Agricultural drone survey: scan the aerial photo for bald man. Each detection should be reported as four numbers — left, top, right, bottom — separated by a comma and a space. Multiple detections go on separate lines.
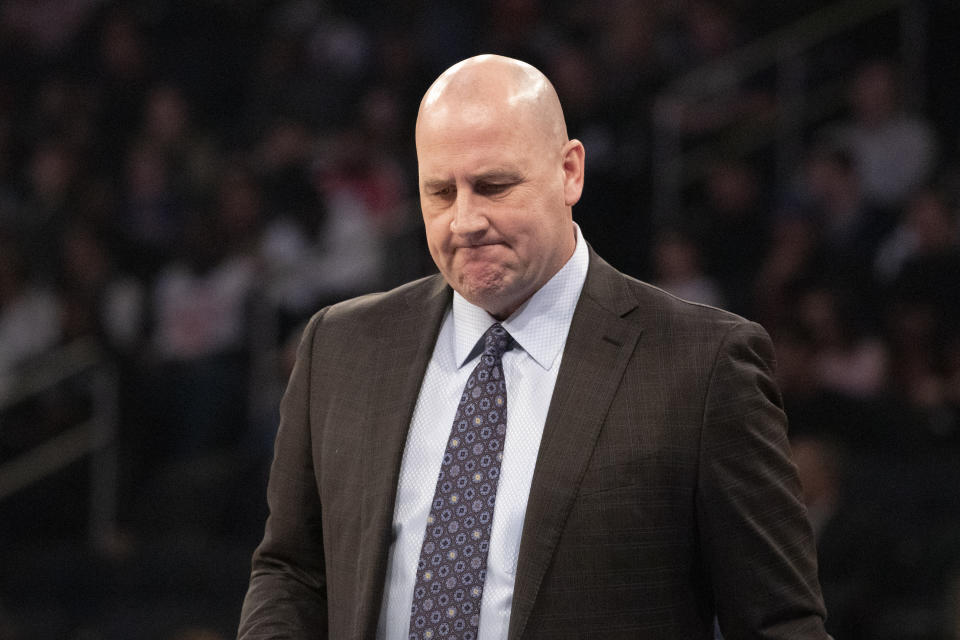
238, 55, 830, 639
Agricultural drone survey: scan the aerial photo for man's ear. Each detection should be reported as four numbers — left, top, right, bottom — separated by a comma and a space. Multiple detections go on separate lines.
561, 139, 585, 206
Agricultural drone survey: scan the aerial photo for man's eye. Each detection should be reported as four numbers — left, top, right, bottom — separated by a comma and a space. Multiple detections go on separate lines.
477, 183, 511, 196
430, 186, 455, 198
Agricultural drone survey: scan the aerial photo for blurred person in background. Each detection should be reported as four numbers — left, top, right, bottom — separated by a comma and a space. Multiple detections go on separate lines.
883, 183, 960, 413
875, 184, 960, 284
0, 234, 61, 392
829, 59, 937, 213
686, 160, 771, 315
56, 222, 144, 352
651, 227, 726, 307
117, 139, 186, 279
753, 213, 822, 334
0, 232, 66, 491
799, 141, 892, 283
657, 0, 775, 136
144, 190, 257, 467
794, 284, 888, 400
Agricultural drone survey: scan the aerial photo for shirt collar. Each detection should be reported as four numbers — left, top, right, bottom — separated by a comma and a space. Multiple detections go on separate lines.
452, 223, 589, 370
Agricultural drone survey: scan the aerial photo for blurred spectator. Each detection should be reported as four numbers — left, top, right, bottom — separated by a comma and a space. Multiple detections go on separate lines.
753, 214, 821, 332
800, 141, 892, 281
260, 123, 408, 319
875, 185, 960, 284
651, 228, 726, 307
254, 121, 325, 316
145, 198, 257, 464
57, 223, 144, 352
216, 164, 266, 259
883, 180, 960, 412
90, 4, 153, 164
241, 2, 370, 140
657, 0, 774, 136
828, 59, 938, 211
770, 323, 818, 401
117, 139, 185, 278
0, 0, 99, 58
17, 136, 84, 281
687, 160, 770, 314
546, 44, 614, 171
593, 0, 667, 101
138, 83, 221, 199
149, 204, 255, 363
795, 284, 888, 399
0, 235, 61, 390
792, 434, 843, 539
545, 41, 652, 277
884, 297, 953, 410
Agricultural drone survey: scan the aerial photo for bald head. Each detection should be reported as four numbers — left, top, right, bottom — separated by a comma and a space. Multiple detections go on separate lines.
417, 54, 569, 153
414, 54, 584, 319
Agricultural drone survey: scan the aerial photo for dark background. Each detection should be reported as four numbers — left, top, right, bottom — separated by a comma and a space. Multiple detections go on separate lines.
1, 1, 960, 638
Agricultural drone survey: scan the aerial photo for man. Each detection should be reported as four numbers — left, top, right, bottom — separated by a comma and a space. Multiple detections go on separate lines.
238, 54, 830, 639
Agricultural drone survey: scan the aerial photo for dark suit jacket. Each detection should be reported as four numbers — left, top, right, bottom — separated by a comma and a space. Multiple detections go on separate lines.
238, 250, 829, 639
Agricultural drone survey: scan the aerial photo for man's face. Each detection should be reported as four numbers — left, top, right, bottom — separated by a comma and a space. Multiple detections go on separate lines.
416, 102, 580, 319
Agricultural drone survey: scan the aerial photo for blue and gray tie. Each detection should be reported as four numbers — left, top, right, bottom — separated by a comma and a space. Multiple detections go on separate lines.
408, 323, 512, 640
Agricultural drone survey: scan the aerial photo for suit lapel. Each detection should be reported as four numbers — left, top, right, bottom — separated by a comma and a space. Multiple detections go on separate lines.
355, 275, 451, 637
508, 253, 643, 640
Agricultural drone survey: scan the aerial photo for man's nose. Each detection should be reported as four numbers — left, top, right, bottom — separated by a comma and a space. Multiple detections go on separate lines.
449, 192, 489, 237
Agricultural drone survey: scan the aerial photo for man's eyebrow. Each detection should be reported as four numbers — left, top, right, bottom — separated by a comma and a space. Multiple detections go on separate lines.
422, 178, 454, 191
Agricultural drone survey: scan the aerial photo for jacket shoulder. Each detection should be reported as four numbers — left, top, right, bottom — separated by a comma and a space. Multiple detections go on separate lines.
599, 263, 759, 337
306, 273, 448, 331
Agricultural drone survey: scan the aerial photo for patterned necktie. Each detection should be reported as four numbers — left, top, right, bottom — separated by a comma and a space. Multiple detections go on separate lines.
408, 323, 512, 640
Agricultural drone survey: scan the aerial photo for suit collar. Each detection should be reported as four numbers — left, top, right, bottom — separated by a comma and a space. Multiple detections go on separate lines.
508, 249, 644, 640
356, 274, 451, 637
402, 271, 451, 312
579, 246, 642, 320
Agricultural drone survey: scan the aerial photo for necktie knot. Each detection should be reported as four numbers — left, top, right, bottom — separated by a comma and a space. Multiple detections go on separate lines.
482, 323, 511, 360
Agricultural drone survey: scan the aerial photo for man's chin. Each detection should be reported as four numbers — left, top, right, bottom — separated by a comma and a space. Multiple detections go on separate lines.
457, 280, 535, 320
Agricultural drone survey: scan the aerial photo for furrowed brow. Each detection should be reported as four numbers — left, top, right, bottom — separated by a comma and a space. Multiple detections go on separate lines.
423, 178, 454, 192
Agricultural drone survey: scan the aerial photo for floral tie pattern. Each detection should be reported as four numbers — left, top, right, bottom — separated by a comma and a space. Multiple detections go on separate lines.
408, 323, 511, 640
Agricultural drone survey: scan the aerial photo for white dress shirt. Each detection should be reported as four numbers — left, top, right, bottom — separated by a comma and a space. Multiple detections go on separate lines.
377, 225, 589, 639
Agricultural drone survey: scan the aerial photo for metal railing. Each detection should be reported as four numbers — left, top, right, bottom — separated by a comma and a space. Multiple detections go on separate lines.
651, 0, 927, 224
0, 338, 119, 546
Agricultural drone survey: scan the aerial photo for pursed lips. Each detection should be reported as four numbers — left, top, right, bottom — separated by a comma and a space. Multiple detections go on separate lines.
455, 241, 507, 255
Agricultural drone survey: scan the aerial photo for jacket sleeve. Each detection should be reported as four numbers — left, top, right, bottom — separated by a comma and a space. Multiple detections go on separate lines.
697, 320, 832, 639
238, 311, 329, 639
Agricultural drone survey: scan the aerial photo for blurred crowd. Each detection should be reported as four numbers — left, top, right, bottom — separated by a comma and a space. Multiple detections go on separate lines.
1, 1, 960, 638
